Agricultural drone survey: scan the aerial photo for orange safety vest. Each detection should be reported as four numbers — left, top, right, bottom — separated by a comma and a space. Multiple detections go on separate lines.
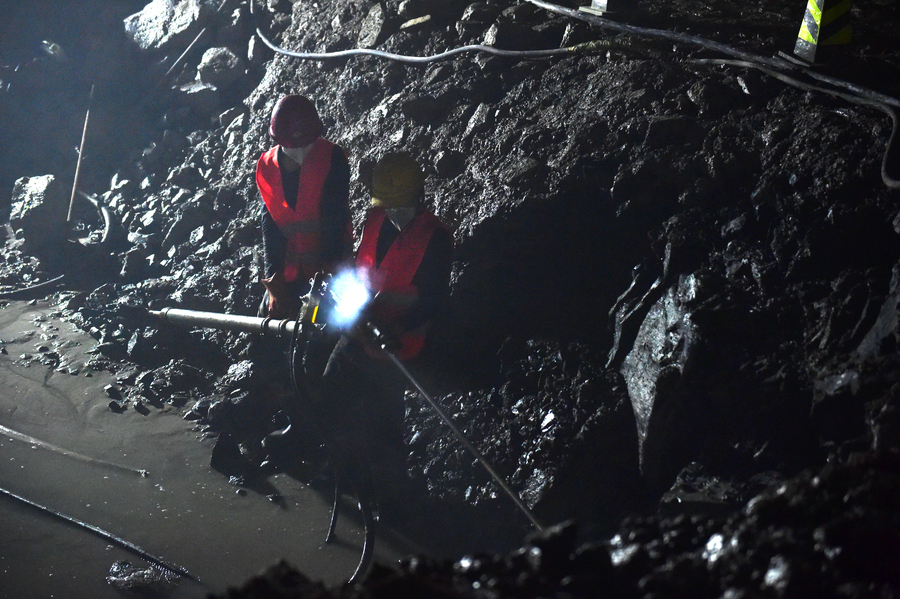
256, 138, 335, 283
356, 207, 447, 360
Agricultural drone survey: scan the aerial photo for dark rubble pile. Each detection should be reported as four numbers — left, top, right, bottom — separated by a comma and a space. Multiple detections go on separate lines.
216, 449, 900, 599
2, 0, 900, 596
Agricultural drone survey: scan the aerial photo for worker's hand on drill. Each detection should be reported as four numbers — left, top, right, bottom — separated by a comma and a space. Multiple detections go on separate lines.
349, 315, 401, 354
371, 325, 401, 353
356, 289, 418, 352
261, 273, 301, 319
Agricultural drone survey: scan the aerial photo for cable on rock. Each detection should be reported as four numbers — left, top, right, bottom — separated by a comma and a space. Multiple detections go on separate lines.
249, 0, 616, 63
0, 275, 65, 299
525, 0, 900, 189
248, 0, 900, 185
692, 59, 900, 189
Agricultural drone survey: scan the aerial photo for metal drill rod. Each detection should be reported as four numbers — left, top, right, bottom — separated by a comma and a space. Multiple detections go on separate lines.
381, 347, 544, 531
150, 307, 299, 337
150, 305, 544, 530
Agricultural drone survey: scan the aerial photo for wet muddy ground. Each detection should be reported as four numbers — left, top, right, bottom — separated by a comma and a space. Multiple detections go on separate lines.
0, 299, 412, 597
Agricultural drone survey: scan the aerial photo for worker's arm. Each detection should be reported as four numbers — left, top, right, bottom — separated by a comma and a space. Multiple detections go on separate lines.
398, 227, 453, 332
260, 200, 285, 280
319, 147, 352, 270
357, 228, 451, 351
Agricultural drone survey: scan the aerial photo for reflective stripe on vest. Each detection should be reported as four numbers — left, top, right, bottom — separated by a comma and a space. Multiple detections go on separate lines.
356, 207, 445, 360
256, 138, 334, 282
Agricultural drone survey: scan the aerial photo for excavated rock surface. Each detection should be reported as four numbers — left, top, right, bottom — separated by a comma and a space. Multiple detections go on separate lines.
2, 0, 900, 596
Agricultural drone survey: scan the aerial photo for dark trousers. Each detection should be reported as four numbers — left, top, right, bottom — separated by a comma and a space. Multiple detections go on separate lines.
308, 335, 410, 493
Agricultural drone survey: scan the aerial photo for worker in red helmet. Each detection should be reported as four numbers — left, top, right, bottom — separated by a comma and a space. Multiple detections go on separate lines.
256, 94, 352, 319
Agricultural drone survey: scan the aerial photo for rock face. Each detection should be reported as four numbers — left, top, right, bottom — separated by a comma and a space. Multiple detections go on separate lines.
9, 175, 68, 258
2, 0, 900, 595
621, 273, 701, 485
856, 263, 900, 363
196, 46, 246, 88
215, 450, 900, 599
123, 0, 210, 54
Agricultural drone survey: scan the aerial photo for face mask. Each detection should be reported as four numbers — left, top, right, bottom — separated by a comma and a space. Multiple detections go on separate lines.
385, 207, 417, 230
281, 145, 311, 165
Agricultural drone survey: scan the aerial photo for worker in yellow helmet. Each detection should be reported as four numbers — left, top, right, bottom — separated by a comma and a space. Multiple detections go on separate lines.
354, 152, 453, 360
299, 152, 453, 493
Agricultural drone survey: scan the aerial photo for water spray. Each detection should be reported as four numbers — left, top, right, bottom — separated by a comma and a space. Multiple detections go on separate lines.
320, 269, 371, 329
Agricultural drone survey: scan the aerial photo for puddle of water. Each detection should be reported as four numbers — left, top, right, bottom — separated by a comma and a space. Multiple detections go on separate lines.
0, 300, 409, 598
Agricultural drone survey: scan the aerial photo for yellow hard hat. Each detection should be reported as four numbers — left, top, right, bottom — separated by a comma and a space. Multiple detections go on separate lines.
371, 152, 425, 208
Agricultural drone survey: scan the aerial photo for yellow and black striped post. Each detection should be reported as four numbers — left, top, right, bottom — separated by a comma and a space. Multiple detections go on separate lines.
794, 0, 852, 63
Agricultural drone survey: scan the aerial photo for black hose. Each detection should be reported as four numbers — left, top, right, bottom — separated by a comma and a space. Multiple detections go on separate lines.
0, 274, 65, 299
803, 67, 900, 110
525, 0, 900, 189
527, 0, 798, 70
286, 305, 375, 584
347, 478, 376, 585
326, 469, 340, 543
0, 485, 199, 583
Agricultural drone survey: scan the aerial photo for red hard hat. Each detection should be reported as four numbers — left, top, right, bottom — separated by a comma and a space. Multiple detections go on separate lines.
268, 95, 323, 148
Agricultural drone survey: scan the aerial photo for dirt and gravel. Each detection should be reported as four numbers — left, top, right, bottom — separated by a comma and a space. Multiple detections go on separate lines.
2, 0, 900, 596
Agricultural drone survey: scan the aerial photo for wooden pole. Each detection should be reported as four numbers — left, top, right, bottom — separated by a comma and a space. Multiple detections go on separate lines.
66, 84, 95, 241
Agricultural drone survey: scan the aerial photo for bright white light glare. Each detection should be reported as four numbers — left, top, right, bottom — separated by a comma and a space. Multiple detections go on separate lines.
327, 269, 371, 329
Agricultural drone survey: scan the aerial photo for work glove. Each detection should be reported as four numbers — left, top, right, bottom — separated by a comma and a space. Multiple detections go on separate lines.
261, 273, 300, 319
370, 323, 402, 353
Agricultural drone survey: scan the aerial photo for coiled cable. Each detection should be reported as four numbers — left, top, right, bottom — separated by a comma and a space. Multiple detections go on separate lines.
285, 301, 375, 584
694, 58, 899, 189
526, 0, 900, 188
